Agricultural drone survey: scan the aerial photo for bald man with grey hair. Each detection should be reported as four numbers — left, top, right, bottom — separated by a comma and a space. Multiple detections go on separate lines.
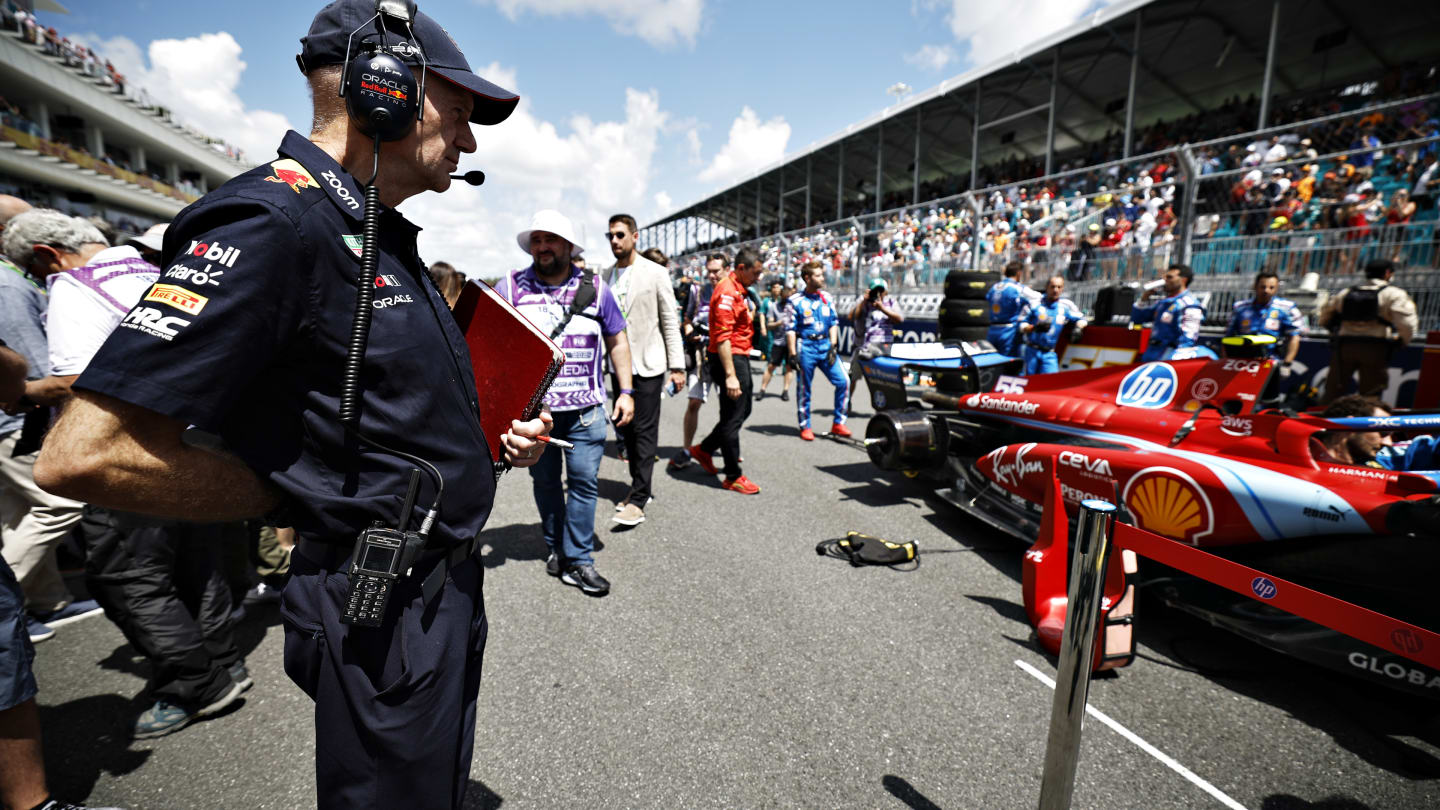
1, 210, 107, 273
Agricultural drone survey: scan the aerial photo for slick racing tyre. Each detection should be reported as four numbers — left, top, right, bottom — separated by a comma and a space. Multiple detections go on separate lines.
943, 270, 998, 300
939, 325, 991, 343
937, 298, 990, 328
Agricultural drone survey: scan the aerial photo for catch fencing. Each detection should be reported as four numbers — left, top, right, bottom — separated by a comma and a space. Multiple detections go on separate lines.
668, 92, 1440, 311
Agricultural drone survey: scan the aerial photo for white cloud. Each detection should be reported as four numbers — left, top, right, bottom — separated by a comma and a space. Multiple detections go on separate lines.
684, 128, 703, 165
402, 65, 672, 277
905, 43, 957, 72
477, 0, 704, 49
696, 107, 790, 187
654, 190, 672, 211
945, 0, 1119, 67
75, 32, 293, 165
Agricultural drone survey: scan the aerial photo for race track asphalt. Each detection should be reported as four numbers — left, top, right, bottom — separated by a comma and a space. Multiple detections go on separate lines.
29, 369, 1440, 809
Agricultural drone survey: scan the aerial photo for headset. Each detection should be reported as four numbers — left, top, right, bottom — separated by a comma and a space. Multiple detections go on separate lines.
340, 0, 426, 143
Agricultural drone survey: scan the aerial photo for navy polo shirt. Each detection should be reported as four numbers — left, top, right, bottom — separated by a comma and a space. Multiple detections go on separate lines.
77, 131, 494, 548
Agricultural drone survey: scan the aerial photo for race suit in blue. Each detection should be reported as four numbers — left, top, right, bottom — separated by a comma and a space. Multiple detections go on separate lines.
787, 289, 848, 429
1131, 289, 1217, 361
985, 277, 1040, 357
1225, 296, 1305, 357
1021, 297, 1088, 375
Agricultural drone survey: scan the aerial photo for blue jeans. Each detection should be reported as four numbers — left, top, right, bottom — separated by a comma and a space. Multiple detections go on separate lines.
1023, 345, 1059, 375
528, 404, 607, 566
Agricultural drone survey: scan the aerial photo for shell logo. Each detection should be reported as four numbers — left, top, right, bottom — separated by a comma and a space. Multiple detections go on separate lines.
1122, 467, 1214, 544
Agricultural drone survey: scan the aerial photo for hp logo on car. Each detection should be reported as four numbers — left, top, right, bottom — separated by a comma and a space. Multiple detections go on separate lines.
1251, 576, 1278, 600
1117, 362, 1178, 409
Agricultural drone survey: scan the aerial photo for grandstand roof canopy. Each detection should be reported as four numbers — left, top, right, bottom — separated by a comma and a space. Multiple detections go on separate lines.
642, 0, 1440, 252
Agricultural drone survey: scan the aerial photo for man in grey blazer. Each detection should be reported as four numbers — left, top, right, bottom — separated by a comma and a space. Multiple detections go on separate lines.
604, 214, 686, 526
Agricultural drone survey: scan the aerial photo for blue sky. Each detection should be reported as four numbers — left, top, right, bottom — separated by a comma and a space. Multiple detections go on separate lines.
42, 0, 1115, 274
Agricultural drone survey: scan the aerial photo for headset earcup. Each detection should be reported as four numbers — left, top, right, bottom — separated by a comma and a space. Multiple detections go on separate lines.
344, 51, 419, 142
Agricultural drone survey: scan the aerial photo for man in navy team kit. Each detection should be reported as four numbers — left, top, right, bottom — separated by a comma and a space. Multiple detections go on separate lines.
33, 2, 550, 807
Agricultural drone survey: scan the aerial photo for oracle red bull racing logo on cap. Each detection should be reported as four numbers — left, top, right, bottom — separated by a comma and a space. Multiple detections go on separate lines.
264, 159, 317, 193
1117, 362, 1178, 409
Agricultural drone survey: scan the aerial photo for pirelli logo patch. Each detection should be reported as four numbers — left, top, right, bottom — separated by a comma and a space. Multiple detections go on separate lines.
144, 283, 209, 315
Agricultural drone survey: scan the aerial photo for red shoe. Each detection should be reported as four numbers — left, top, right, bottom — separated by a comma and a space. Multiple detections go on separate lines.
722, 475, 761, 494
799, 428, 815, 441
830, 422, 852, 438
688, 444, 719, 475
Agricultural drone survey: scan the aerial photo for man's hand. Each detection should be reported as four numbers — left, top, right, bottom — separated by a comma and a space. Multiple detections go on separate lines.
669, 369, 686, 390
826, 348, 837, 367
725, 373, 741, 400
502, 410, 553, 468
612, 393, 634, 427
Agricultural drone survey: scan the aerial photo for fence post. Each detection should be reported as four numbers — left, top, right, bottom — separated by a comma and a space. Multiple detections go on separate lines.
1173, 145, 1201, 267
1037, 499, 1117, 810
966, 192, 983, 271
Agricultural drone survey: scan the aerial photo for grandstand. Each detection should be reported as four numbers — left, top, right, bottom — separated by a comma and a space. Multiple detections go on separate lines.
0, 0, 251, 237
641, 0, 1440, 325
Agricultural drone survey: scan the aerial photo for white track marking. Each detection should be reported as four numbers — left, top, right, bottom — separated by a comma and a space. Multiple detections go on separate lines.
1014, 659, 1249, 810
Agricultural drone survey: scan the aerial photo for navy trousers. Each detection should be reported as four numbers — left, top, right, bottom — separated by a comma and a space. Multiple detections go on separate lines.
282, 540, 487, 810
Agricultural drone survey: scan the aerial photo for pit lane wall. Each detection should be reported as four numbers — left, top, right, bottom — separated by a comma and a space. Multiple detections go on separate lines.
839, 318, 1432, 409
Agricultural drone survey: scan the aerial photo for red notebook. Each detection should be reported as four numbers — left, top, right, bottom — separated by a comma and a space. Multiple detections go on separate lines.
450, 279, 565, 470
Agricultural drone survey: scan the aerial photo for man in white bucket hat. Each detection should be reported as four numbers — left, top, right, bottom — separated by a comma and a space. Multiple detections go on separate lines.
497, 209, 633, 596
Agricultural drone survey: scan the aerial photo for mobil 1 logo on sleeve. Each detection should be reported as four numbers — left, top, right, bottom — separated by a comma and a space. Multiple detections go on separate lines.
184, 240, 242, 268
1117, 362, 1178, 409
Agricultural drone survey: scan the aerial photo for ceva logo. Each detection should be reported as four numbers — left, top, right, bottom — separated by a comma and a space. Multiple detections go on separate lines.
1117, 362, 1178, 409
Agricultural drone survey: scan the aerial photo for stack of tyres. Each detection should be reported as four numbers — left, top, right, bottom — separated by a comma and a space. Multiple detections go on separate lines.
936, 269, 997, 395
939, 270, 996, 343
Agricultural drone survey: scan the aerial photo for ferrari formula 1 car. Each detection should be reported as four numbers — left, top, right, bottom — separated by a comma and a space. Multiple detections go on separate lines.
857, 344, 1440, 699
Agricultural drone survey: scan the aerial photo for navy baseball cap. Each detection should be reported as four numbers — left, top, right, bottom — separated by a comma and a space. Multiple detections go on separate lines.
298, 0, 519, 126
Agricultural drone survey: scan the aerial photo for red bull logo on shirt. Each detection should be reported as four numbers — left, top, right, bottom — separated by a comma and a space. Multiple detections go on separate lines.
264, 158, 317, 194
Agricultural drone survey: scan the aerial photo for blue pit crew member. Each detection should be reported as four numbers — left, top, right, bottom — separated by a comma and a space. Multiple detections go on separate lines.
1225, 269, 1304, 372
786, 260, 850, 441
31, 4, 552, 808
1018, 275, 1087, 375
1130, 263, 1218, 362
985, 260, 1040, 356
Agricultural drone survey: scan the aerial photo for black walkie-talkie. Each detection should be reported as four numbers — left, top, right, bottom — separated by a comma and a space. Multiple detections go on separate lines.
342, 469, 426, 627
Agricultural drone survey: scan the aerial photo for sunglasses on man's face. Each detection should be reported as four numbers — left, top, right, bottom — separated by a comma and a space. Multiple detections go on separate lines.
606, 232, 629, 240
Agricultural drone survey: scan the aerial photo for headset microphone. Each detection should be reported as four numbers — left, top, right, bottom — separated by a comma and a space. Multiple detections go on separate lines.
449, 171, 485, 186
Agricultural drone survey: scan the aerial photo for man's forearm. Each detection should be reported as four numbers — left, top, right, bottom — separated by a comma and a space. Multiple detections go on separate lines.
24, 375, 77, 406
0, 346, 25, 403
717, 340, 736, 377
608, 336, 634, 390
35, 391, 281, 520
1283, 335, 1300, 364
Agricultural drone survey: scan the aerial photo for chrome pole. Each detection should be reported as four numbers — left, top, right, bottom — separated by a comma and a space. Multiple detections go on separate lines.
1038, 499, 1117, 810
